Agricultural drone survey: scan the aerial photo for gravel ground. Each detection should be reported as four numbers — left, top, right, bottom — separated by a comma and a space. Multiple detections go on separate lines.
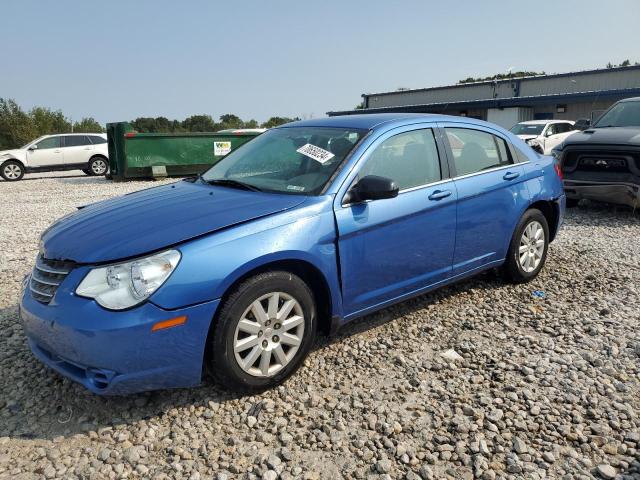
0, 172, 639, 480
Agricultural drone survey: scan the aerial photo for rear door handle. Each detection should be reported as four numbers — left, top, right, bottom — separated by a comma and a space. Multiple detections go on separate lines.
428, 189, 452, 201
503, 171, 520, 180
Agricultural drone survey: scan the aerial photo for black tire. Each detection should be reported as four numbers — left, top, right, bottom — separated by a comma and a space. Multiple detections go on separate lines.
501, 208, 550, 284
87, 156, 108, 176
207, 271, 317, 392
565, 198, 579, 208
0, 160, 25, 181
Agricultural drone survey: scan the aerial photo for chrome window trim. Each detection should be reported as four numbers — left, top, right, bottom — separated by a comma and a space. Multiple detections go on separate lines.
451, 162, 517, 181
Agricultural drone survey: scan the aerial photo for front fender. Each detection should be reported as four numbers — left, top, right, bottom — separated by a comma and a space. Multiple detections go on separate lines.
150, 200, 341, 318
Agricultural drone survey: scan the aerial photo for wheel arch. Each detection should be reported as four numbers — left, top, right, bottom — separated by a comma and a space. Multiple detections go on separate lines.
1, 157, 25, 168
88, 153, 108, 162
528, 200, 560, 242
214, 258, 334, 336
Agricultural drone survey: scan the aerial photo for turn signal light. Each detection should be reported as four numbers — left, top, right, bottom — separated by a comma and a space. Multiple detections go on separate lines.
151, 316, 187, 332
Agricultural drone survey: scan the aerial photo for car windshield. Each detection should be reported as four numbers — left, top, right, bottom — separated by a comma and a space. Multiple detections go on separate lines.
594, 101, 640, 128
201, 126, 367, 195
509, 124, 544, 135
21, 136, 45, 149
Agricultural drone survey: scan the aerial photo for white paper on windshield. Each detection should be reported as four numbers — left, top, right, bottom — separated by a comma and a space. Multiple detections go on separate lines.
296, 143, 335, 164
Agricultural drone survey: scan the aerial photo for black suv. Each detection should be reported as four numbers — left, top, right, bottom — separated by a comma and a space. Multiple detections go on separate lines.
553, 97, 640, 208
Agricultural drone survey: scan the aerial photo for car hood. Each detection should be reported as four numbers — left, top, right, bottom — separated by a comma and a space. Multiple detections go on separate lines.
563, 127, 640, 147
41, 180, 307, 263
0, 149, 23, 157
516, 134, 538, 141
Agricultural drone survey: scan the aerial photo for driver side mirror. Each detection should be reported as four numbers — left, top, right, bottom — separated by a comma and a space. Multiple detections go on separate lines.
28, 145, 38, 151
545, 129, 555, 137
343, 175, 399, 205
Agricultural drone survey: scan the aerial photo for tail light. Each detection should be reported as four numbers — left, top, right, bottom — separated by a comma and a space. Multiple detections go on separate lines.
553, 161, 563, 180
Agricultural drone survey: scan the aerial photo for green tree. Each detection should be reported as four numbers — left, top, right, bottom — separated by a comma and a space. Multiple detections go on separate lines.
243, 119, 259, 128
260, 116, 298, 129
30, 107, 71, 136
73, 117, 104, 133
218, 114, 244, 130
0, 98, 37, 149
181, 114, 216, 132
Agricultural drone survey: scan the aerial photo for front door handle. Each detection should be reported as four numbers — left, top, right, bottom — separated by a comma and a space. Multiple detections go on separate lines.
53, 149, 61, 153
428, 189, 452, 201
503, 171, 520, 180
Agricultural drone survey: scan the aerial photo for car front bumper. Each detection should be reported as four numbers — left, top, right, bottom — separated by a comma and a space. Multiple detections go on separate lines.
20, 279, 219, 395
564, 180, 640, 208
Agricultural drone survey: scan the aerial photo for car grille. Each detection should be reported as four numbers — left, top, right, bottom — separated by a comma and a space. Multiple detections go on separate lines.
30, 256, 75, 304
563, 150, 639, 173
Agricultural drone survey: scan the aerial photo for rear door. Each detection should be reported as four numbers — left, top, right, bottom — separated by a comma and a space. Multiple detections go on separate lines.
26, 136, 63, 168
334, 125, 457, 317
440, 123, 529, 276
62, 135, 93, 166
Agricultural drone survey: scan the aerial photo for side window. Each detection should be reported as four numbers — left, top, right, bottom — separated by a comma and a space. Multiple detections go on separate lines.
64, 135, 91, 147
35, 136, 61, 149
445, 128, 513, 176
89, 135, 107, 144
358, 129, 441, 190
546, 124, 558, 136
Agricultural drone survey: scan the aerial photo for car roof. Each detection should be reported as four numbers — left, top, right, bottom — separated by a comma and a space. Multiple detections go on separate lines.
280, 113, 497, 131
619, 96, 640, 103
42, 132, 106, 137
517, 120, 571, 125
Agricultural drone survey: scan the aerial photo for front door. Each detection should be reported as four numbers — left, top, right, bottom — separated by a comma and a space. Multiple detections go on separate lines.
335, 126, 457, 317
440, 124, 529, 275
27, 136, 63, 168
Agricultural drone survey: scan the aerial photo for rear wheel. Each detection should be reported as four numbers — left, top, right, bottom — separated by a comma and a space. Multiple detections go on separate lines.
87, 157, 108, 176
0, 161, 25, 181
502, 209, 549, 283
208, 271, 317, 392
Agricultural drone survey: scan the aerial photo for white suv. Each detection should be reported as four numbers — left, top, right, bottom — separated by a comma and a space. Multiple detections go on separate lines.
0, 133, 109, 181
509, 120, 577, 155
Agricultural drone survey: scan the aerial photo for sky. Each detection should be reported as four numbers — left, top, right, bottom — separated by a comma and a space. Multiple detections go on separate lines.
2, 0, 640, 125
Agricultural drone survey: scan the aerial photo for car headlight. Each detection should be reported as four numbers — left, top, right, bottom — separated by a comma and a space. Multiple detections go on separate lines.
76, 249, 181, 310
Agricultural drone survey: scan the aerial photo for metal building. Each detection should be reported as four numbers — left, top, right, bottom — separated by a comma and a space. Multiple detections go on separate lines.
328, 65, 640, 129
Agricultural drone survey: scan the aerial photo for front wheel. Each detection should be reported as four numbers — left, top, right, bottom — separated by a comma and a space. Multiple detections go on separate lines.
207, 271, 317, 392
502, 209, 549, 283
1, 161, 25, 181
87, 157, 108, 176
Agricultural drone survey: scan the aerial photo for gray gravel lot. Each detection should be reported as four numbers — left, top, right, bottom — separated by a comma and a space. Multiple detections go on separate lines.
0, 172, 639, 479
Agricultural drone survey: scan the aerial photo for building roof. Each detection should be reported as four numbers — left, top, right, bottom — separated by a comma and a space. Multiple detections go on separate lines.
328, 88, 640, 117
360, 65, 640, 99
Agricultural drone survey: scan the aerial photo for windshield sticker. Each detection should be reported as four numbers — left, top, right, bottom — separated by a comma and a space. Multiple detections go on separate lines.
287, 185, 305, 192
214, 141, 232, 156
296, 143, 335, 164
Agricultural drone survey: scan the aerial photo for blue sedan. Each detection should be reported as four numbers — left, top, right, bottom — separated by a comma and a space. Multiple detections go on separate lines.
20, 114, 565, 394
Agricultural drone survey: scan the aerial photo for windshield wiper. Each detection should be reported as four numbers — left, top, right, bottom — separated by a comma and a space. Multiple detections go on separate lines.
205, 178, 263, 192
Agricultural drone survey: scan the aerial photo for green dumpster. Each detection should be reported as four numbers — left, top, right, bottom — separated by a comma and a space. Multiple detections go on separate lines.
106, 122, 262, 181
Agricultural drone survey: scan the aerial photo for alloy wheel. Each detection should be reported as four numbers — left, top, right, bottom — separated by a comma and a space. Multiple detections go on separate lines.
518, 220, 545, 273
233, 291, 305, 377
91, 159, 107, 175
3, 164, 21, 180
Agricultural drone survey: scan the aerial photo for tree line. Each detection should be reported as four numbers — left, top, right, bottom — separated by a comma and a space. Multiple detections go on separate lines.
0, 98, 299, 150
